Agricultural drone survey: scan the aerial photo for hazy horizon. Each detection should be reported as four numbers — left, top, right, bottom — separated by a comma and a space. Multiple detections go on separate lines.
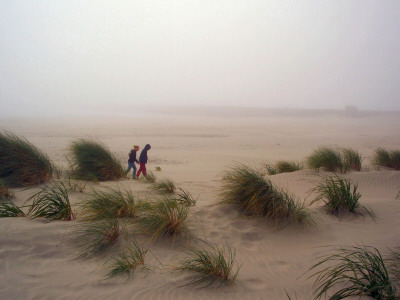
1, 1, 400, 117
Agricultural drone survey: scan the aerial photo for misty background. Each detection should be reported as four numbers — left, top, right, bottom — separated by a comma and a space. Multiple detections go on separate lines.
1, 1, 399, 117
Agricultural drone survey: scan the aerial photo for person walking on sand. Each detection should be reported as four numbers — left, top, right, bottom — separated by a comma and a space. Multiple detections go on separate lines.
126, 145, 139, 179
136, 144, 151, 179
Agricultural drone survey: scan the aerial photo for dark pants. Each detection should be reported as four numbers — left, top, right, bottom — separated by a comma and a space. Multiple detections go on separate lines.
136, 163, 147, 178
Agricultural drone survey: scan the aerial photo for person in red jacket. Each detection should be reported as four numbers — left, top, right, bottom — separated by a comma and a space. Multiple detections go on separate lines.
126, 145, 139, 179
136, 144, 151, 178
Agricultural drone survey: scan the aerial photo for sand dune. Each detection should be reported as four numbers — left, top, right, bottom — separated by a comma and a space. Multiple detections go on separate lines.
1, 112, 400, 299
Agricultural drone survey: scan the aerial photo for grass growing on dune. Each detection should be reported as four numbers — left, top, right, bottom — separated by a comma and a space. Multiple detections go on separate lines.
106, 240, 149, 279
373, 148, 400, 170
308, 245, 396, 300
177, 243, 239, 287
79, 187, 147, 220
310, 175, 374, 218
0, 131, 54, 186
342, 148, 362, 172
139, 171, 156, 183
69, 139, 124, 181
307, 146, 343, 172
174, 188, 196, 206
136, 197, 190, 241
0, 200, 26, 217
74, 218, 123, 257
27, 181, 75, 221
266, 161, 303, 175
150, 179, 176, 194
219, 164, 315, 227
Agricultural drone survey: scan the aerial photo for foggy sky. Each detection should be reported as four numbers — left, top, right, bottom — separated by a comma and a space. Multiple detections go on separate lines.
1, 1, 399, 116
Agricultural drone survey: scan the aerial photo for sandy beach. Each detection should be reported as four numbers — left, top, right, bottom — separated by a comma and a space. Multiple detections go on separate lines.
1, 110, 400, 299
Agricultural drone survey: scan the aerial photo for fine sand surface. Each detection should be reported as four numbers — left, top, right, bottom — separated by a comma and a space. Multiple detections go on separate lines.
1, 110, 400, 299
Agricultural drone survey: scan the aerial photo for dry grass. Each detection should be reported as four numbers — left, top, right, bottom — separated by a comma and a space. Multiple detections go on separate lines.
150, 179, 176, 194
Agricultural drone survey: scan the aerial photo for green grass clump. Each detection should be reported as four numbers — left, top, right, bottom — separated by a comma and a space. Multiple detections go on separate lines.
308, 245, 396, 300
265, 161, 303, 175
136, 197, 190, 241
310, 175, 373, 218
74, 218, 123, 257
219, 164, 314, 227
0, 179, 14, 199
150, 179, 176, 194
0, 200, 26, 217
177, 243, 239, 287
0, 131, 54, 186
27, 181, 75, 221
173, 188, 196, 206
139, 171, 156, 183
155, 166, 161, 171
276, 160, 303, 173
342, 148, 362, 172
106, 240, 149, 278
373, 148, 400, 170
307, 147, 343, 172
79, 187, 146, 220
69, 139, 124, 181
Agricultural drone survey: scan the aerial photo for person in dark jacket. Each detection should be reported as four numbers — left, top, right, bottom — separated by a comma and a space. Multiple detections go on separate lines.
136, 144, 151, 178
126, 145, 139, 179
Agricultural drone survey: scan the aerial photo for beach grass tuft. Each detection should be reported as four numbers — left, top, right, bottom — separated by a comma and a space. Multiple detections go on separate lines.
308, 245, 396, 300
0, 200, 26, 217
106, 240, 149, 278
310, 175, 374, 218
79, 187, 147, 220
266, 161, 303, 175
73, 217, 123, 257
373, 148, 400, 170
136, 197, 190, 241
342, 148, 362, 172
0, 131, 54, 186
27, 181, 75, 221
69, 139, 124, 181
174, 188, 196, 206
177, 243, 239, 287
150, 179, 176, 194
139, 171, 156, 183
219, 164, 315, 227
307, 146, 343, 172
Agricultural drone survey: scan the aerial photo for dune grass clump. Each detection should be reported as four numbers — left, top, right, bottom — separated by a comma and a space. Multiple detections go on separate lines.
173, 188, 196, 206
69, 139, 124, 181
310, 175, 373, 218
219, 164, 314, 226
27, 181, 75, 221
139, 171, 156, 183
0, 179, 14, 199
373, 148, 400, 170
106, 240, 149, 278
150, 179, 176, 194
308, 245, 396, 300
307, 147, 343, 172
0, 200, 26, 217
0, 132, 54, 186
136, 197, 190, 241
342, 148, 362, 172
79, 187, 146, 220
74, 218, 123, 257
266, 161, 303, 175
177, 243, 239, 287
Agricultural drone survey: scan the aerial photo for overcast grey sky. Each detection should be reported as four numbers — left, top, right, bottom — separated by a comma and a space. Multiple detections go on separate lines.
1, 1, 399, 116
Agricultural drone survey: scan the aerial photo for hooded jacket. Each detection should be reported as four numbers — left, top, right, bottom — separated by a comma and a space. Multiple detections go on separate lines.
139, 144, 151, 164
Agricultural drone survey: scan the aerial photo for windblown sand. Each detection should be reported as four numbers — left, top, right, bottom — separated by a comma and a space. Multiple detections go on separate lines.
1, 111, 400, 299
